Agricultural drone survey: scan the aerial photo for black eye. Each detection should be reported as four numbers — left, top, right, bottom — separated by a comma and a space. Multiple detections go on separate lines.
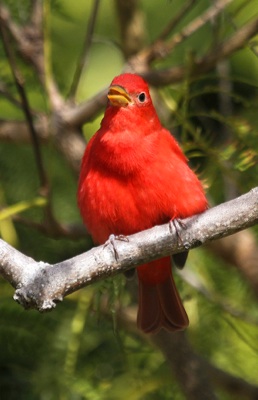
138, 92, 146, 102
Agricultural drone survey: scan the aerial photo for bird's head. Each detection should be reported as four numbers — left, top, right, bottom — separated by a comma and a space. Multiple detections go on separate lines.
107, 73, 152, 110
97, 73, 162, 172
100, 73, 161, 145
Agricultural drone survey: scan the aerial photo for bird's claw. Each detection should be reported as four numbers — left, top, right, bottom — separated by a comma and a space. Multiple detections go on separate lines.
169, 218, 186, 246
104, 234, 129, 261
169, 218, 189, 269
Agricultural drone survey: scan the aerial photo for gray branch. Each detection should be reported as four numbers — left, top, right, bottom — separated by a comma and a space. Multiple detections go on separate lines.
0, 187, 258, 312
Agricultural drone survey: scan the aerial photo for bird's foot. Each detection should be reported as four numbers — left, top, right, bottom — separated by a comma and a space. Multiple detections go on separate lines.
104, 234, 129, 261
169, 218, 187, 245
169, 219, 189, 270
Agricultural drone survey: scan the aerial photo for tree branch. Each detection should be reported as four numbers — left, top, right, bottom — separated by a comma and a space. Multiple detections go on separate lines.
0, 3, 44, 80
146, 0, 234, 64
0, 118, 50, 143
153, 327, 258, 399
119, 305, 258, 399
156, 0, 197, 42
115, 0, 146, 58
0, 187, 257, 312
143, 16, 258, 86
153, 331, 218, 400
64, 16, 258, 126
1, 3, 258, 148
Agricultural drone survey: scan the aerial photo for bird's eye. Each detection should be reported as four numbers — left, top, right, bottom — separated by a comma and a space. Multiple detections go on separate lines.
138, 92, 146, 103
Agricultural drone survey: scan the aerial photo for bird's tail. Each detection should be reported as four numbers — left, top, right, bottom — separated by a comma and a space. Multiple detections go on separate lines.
137, 258, 189, 334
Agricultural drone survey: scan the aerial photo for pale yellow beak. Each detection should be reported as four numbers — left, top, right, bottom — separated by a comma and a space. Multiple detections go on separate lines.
107, 85, 132, 107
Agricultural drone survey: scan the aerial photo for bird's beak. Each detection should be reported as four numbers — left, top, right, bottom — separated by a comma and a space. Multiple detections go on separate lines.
107, 85, 132, 107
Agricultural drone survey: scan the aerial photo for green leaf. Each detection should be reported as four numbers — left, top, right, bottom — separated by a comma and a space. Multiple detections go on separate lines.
0, 197, 47, 221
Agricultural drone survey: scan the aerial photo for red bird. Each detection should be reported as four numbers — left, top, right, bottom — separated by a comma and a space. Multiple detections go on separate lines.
78, 73, 207, 334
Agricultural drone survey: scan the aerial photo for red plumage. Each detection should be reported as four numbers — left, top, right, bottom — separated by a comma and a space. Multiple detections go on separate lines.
78, 73, 207, 333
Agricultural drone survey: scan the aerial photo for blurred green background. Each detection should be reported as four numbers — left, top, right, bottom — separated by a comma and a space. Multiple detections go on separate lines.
0, 0, 258, 399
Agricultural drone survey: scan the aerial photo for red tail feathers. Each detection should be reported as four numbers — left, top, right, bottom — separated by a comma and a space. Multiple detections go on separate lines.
137, 257, 189, 334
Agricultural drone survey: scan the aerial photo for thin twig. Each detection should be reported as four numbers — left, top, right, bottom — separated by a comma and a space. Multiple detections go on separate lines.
156, 0, 197, 42
65, 15, 258, 127
43, 0, 64, 110
0, 21, 48, 195
69, 0, 101, 99
13, 215, 88, 240
136, 0, 234, 64
0, 81, 24, 109
143, 17, 258, 86
165, 0, 234, 53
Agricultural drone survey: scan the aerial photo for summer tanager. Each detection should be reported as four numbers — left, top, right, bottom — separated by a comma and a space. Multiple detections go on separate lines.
78, 73, 207, 334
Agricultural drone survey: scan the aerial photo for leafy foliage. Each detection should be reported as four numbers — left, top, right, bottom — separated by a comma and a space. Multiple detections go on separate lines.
0, 0, 258, 399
